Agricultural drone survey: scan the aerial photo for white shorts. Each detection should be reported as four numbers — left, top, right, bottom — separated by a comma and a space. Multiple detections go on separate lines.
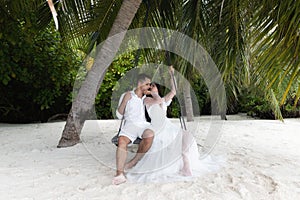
118, 121, 150, 143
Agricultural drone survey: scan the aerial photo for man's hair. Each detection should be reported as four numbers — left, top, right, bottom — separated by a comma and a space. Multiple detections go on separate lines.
137, 73, 151, 85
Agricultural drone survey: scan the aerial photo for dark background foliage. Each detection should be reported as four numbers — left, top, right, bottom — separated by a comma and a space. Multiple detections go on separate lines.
0, 9, 81, 122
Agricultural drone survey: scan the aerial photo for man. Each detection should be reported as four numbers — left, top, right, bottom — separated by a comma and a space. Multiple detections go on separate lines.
112, 73, 154, 185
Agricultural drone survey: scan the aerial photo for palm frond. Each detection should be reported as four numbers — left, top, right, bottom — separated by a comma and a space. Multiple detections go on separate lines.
250, 0, 300, 105
55, 0, 122, 53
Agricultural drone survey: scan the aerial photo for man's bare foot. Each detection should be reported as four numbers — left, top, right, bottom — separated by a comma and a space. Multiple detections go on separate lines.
112, 173, 127, 185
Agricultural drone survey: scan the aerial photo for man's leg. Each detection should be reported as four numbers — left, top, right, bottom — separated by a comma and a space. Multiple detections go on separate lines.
116, 136, 131, 175
113, 136, 131, 185
125, 129, 154, 169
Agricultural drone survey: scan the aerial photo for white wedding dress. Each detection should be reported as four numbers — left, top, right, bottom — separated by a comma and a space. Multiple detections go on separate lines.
126, 100, 223, 183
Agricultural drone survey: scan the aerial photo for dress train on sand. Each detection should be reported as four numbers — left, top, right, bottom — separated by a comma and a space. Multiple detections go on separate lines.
126, 103, 223, 183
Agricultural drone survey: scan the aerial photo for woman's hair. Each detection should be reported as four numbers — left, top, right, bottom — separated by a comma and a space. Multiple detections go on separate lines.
150, 82, 163, 97
145, 82, 169, 122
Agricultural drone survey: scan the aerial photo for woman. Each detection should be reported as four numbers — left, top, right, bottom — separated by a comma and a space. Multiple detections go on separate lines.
125, 66, 220, 183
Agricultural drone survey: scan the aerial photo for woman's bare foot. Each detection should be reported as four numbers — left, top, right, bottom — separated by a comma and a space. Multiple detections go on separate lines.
181, 154, 192, 176
124, 160, 137, 171
180, 166, 192, 176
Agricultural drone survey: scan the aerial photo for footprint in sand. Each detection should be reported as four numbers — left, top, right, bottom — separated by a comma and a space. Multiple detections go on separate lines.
59, 167, 80, 176
255, 172, 278, 194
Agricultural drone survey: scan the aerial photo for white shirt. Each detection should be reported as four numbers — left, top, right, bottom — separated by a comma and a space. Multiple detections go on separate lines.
116, 90, 147, 124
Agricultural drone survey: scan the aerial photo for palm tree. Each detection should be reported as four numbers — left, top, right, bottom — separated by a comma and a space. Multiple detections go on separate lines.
54, 0, 143, 147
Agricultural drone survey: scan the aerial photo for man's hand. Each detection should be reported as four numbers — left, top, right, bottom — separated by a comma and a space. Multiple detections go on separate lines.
145, 90, 151, 95
118, 92, 132, 116
123, 91, 132, 103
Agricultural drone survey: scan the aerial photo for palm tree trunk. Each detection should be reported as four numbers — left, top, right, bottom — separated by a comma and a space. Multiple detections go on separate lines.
57, 0, 143, 148
183, 83, 194, 122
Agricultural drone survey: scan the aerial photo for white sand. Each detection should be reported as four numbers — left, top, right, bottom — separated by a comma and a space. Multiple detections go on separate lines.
0, 115, 299, 199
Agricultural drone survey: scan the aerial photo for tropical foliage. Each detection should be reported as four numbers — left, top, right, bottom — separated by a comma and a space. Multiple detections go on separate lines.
0, 1, 81, 122
51, 0, 299, 119
1, 0, 299, 123
95, 49, 142, 119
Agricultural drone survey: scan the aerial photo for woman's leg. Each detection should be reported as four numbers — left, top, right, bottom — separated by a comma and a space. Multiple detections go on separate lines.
181, 130, 193, 176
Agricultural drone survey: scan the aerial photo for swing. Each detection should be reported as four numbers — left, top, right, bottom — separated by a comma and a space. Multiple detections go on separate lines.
111, 0, 199, 146
111, 65, 183, 146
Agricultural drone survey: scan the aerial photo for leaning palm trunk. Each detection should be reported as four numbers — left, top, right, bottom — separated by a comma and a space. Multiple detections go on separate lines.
183, 83, 194, 122
57, 0, 143, 148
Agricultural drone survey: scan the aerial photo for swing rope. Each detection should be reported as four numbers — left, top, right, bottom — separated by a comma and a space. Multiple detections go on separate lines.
133, 0, 150, 67
162, 30, 187, 131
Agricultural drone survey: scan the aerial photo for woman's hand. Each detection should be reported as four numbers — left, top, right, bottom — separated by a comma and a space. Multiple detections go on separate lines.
169, 65, 174, 75
166, 65, 176, 100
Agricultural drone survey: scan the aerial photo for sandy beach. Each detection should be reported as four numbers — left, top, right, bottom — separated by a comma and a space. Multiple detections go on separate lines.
0, 114, 299, 200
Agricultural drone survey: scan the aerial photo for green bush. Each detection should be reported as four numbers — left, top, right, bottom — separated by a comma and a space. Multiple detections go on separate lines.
238, 90, 274, 118
0, 23, 81, 123
95, 51, 139, 119
237, 88, 300, 119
